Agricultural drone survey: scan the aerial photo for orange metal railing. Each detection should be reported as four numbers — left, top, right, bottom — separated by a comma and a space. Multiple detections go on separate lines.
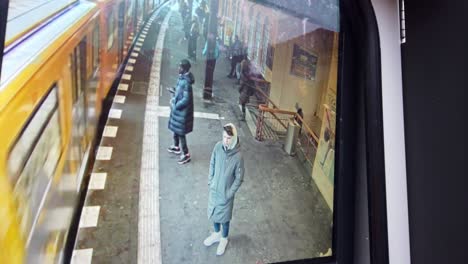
247, 81, 320, 166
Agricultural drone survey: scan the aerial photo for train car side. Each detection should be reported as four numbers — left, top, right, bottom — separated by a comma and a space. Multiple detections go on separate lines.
0, 2, 100, 263
0, 0, 161, 262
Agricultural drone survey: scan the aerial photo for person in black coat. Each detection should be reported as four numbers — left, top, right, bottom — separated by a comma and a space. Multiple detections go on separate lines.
238, 58, 255, 120
167, 59, 195, 164
227, 35, 242, 78
188, 18, 200, 61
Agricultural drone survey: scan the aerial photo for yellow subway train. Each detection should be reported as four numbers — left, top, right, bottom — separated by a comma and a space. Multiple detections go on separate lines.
0, 0, 162, 262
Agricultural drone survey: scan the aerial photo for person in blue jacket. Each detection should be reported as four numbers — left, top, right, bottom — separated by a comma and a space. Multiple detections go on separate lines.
167, 59, 195, 164
204, 123, 245, 255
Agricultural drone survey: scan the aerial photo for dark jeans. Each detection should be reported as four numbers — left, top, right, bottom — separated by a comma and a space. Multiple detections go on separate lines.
229, 55, 241, 76
188, 36, 198, 60
214, 221, 230, 238
173, 133, 188, 154
204, 59, 217, 88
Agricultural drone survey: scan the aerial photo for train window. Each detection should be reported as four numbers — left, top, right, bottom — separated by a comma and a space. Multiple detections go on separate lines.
7, 86, 61, 243
71, 38, 87, 103
247, 7, 254, 59
70, 53, 77, 103
107, 10, 115, 50
254, 14, 262, 64
261, 18, 270, 73
92, 25, 100, 74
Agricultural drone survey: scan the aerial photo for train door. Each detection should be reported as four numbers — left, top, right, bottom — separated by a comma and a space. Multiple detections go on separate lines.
118, 2, 125, 64
70, 38, 88, 172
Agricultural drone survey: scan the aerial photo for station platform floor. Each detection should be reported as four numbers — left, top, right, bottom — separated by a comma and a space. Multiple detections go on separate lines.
71, 2, 332, 264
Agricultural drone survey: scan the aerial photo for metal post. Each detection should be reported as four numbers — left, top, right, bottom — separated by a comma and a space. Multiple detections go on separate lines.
0, 0, 9, 80
203, 0, 219, 100
255, 110, 265, 141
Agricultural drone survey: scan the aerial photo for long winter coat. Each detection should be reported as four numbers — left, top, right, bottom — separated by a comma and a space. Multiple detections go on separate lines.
239, 60, 255, 105
208, 141, 245, 223
168, 72, 194, 135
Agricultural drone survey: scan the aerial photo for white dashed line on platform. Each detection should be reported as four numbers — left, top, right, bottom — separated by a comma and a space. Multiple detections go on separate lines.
131, 52, 139, 57
114, 95, 126, 104
122, 73, 132, 80
71, 249, 93, 264
126, 65, 134, 72
136, 42, 143, 47
103, 126, 118, 137
96, 146, 113, 160
109, 109, 122, 119
118, 83, 129, 91
129, 58, 137, 64
79, 206, 100, 228
134, 47, 141, 52
89, 173, 107, 190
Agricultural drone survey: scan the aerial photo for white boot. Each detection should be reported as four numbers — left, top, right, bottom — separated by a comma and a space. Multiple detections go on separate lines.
216, 237, 229, 256
203, 232, 221, 246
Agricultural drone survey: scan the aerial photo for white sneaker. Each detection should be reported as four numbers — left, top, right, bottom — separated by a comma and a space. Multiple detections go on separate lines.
203, 232, 221, 246
216, 237, 229, 256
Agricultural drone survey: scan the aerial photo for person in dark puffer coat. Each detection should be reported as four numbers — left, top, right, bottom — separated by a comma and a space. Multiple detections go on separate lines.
167, 59, 195, 164
238, 58, 255, 121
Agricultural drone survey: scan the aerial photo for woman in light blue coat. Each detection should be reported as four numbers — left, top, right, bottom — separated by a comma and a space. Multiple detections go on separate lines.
203, 123, 244, 256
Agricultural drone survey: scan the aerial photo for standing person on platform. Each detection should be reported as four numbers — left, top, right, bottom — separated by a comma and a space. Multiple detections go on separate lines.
235, 42, 247, 84
202, 34, 220, 91
204, 123, 245, 256
179, 0, 188, 30
195, 0, 207, 25
294, 102, 304, 135
202, 10, 210, 40
180, 0, 191, 40
227, 35, 242, 78
167, 59, 194, 164
188, 17, 200, 62
183, 16, 191, 40
238, 58, 255, 121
